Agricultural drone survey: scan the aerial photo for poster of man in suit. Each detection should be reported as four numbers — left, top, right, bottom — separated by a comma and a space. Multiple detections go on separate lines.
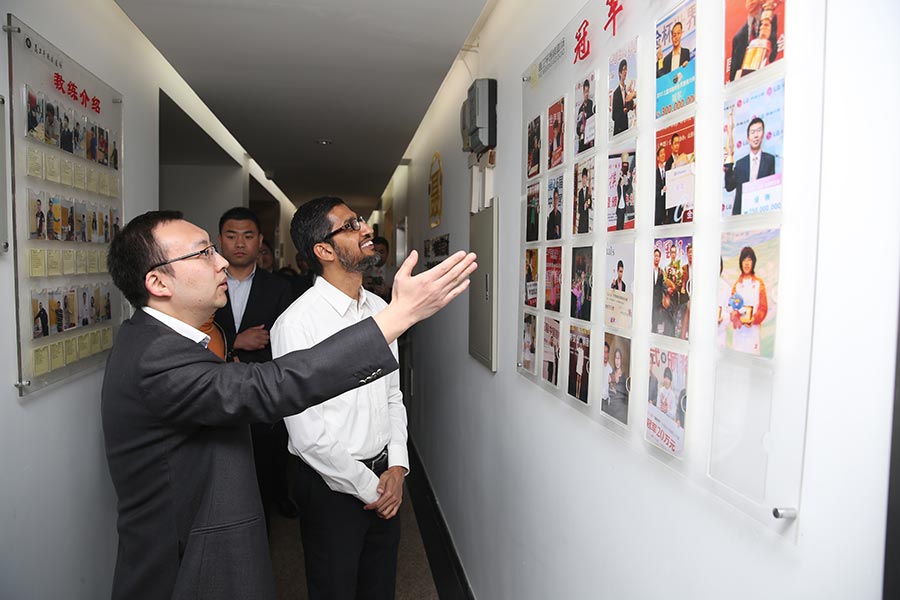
525, 182, 540, 242
607, 150, 635, 231
724, 0, 785, 83
574, 72, 596, 155
655, 118, 695, 225
526, 115, 541, 179
608, 37, 637, 139
547, 97, 565, 170
542, 317, 561, 387
655, 0, 697, 118
723, 78, 785, 217
605, 241, 634, 331
567, 325, 591, 404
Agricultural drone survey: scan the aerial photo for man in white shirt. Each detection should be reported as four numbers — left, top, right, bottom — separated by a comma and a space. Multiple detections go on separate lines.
272, 197, 408, 600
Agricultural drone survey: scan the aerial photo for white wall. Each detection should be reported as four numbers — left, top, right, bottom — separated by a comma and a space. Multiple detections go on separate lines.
394, 0, 900, 598
0, 1, 290, 597
160, 164, 246, 240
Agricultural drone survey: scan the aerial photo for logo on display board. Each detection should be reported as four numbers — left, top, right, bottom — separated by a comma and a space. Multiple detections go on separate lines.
23, 34, 64, 69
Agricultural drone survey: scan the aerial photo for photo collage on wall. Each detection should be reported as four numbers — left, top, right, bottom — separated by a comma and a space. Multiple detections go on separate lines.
519, 0, 789, 459
16, 23, 125, 387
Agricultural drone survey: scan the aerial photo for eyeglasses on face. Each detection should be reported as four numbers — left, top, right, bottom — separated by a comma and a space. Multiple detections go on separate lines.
147, 244, 218, 272
322, 215, 366, 242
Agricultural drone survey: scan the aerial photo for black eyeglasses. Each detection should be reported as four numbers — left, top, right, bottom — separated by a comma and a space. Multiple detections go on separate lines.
147, 244, 218, 272
322, 216, 366, 242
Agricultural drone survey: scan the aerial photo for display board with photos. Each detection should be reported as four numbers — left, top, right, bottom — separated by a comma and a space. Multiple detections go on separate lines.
10, 15, 124, 396
518, 0, 827, 535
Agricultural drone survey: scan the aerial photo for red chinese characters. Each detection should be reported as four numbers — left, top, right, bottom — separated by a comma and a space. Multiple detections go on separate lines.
573, 20, 591, 64
52, 72, 102, 115
605, 0, 624, 37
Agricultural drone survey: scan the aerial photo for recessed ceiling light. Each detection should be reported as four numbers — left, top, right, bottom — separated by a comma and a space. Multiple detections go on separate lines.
316, 139, 333, 146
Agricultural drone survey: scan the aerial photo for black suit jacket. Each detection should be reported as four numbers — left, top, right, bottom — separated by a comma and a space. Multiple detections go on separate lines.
724, 151, 776, 215
729, 16, 779, 82
611, 86, 633, 135
658, 47, 691, 77
655, 164, 667, 225
101, 309, 397, 599
214, 268, 293, 363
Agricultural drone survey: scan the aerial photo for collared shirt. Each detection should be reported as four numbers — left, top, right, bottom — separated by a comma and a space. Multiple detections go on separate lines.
142, 306, 210, 348
271, 276, 407, 505
225, 265, 256, 331
749, 150, 762, 181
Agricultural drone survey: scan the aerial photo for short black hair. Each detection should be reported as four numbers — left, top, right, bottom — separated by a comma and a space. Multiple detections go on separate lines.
747, 117, 765, 137
583, 78, 591, 89
581, 167, 588, 178
218, 206, 260, 233
654, 248, 661, 257
739, 246, 757, 275
670, 133, 680, 143
617, 260, 624, 270
290, 196, 346, 276
618, 59, 627, 74
261, 237, 274, 252
372, 236, 389, 250
108, 210, 182, 308
664, 366, 673, 381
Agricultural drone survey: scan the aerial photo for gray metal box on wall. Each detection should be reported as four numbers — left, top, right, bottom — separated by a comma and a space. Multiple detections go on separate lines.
468, 200, 498, 371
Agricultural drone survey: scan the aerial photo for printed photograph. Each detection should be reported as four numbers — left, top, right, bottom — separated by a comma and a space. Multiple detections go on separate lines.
60, 107, 75, 153
526, 182, 540, 242
573, 157, 594, 235
647, 346, 689, 456
524, 248, 539, 308
546, 173, 564, 241
607, 149, 635, 231
79, 285, 93, 326
725, 0, 785, 83
86, 121, 97, 162
26, 86, 44, 141
545, 246, 562, 313
47, 195, 62, 241
97, 127, 109, 166
574, 72, 596, 155
110, 131, 120, 170
32, 290, 49, 339
609, 38, 638, 138
547, 97, 565, 170
110, 207, 121, 240
29, 188, 45, 240
723, 78, 785, 217
654, 117, 695, 226
605, 241, 635, 330
601, 333, 631, 425
567, 325, 591, 404
651, 236, 693, 340
49, 289, 64, 334
526, 115, 541, 179
718, 228, 780, 358
100, 283, 113, 321
61, 198, 75, 242
570, 246, 593, 321
75, 202, 87, 242
522, 313, 538, 375
63, 288, 77, 331
43, 99, 61, 147
542, 317, 561, 386
656, 0, 697, 118
72, 112, 85, 158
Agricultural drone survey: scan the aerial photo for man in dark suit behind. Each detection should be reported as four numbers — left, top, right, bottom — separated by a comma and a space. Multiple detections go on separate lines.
651, 248, 667, 335
101, 210, 476, 599
657, 21, 691, 77
724, 116, 776, 215
214, 207, 295, 525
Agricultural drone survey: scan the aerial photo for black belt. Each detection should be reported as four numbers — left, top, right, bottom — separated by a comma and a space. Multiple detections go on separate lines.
360, 447, 389, 475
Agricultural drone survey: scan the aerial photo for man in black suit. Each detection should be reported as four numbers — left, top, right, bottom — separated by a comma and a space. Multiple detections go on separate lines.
724, 116, 776, 215
657, 21, 691, 77
576, 79, 595, 153
729, 1, 779, 82
611, 260, 626, 292
651, 248, 667, 335
101, 210, 476, 599
213, 207, 295, 525
611, 59, 636, 136
654, 145, 668, 226
576, 167, 592, 234
546, 187, 562, 240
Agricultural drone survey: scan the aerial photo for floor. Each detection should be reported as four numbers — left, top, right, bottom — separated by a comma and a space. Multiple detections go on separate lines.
268, 484, 439, 600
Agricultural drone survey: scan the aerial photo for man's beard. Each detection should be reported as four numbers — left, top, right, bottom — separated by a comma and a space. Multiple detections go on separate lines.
335, 244, 379, 273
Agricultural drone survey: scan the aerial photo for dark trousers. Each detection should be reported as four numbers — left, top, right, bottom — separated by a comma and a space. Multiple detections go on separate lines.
250, 421, 290, 530
297, 460, 401, 600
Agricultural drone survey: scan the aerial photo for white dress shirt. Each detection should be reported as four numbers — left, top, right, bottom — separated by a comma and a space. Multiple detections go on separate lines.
225, 265, 256, 331
141, 306, 210, 348
271, 276, 407, 504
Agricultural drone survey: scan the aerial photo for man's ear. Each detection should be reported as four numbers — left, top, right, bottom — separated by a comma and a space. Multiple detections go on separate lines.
313, 242, 334, 265
145, 270, 174, 300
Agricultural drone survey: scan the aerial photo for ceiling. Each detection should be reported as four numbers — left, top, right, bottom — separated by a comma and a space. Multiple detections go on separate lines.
117, 0, 487, 213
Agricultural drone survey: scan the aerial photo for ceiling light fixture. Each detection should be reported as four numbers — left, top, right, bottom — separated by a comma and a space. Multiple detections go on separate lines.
315, 139, 333, 146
